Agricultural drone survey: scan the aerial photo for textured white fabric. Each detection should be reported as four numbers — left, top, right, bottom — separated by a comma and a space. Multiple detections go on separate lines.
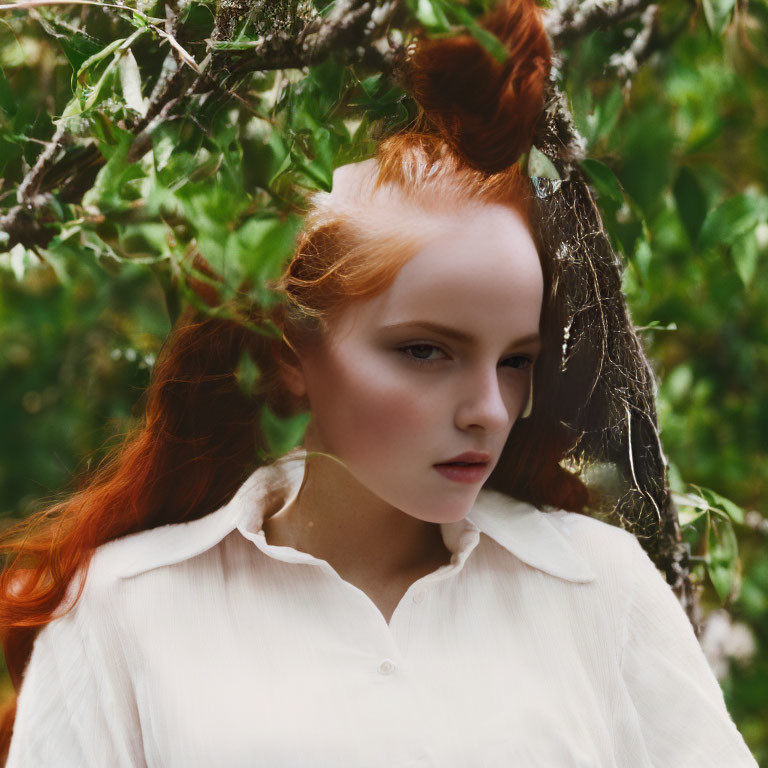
7, 448, 758, 767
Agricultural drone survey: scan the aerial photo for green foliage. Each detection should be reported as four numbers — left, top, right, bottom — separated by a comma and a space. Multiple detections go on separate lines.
259, 405, 312, 458
559, 5, 768, 755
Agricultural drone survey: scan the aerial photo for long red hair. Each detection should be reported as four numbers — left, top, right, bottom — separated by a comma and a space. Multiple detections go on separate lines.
0, 0, 584, 760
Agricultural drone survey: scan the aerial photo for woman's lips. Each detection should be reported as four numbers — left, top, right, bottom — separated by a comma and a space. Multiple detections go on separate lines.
433, 463, 488, 484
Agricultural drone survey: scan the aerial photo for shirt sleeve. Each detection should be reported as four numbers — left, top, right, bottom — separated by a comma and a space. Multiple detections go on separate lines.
5, 573, 147, 767
620, 534, 758, 767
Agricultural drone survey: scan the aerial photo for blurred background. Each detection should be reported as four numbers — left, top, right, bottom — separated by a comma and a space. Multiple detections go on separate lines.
1, 0, 767, 762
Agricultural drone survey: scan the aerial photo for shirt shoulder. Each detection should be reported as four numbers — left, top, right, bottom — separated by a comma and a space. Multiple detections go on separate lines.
83, 502, 237, 594
79, 460, 288, 590
468, 488, 648, 587
539, 506, 648, 585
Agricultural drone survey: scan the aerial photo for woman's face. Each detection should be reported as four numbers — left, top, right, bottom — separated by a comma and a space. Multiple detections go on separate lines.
284, 199, 544, 524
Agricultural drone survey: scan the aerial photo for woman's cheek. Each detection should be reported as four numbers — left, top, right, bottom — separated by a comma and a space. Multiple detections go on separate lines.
346, 366, 433, 444
365, 381, 435, 443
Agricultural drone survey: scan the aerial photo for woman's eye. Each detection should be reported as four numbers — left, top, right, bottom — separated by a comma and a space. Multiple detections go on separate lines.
397, 345, 534, 369
398, 344, 445, 364
503, 356, 534, 370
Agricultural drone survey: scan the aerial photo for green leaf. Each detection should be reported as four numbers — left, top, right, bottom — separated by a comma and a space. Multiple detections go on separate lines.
706, 514, 739, 602
673, 490, 711, 526
413, 0, 451, 31
82, 128, 142, 211
152, 127, 177, 173
118, 50, 147, 117
77, 34, 134, 83
291, 126, 335, 191
698, 193, 768, 250
35, 13, 104, 73
635, 320, 677, 332
528, 146, 560, 181
62, 27, 150, 119
581, 158, 623, 204
672, 485, 746, 530
593, 84, 624, 144
227, 213, 303, 302
695, 485, 746, 525
434, 0, 508, 64
677, 506, 708, 527
359, 74, 383, 98
731, 230, 759, 287
702, 0, 736, 35
1, 244, 42, 281
0, 65, 17, 117
235, 349, 261, 397
59, 31, 104, 74
260, 404, 311, 456
632, 237, 652, 283
268, 133, 294, 188
569, 87, 593, 148
673, 166, 708, 246
576, 84, 624, 148
118, 223, 174, 261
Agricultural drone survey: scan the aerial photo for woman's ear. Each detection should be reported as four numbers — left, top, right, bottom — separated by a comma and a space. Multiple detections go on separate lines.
272, 343, 308, 401
279, 357, 308, 399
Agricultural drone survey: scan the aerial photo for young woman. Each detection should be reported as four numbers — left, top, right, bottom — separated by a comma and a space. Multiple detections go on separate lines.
0, 0, 759, 765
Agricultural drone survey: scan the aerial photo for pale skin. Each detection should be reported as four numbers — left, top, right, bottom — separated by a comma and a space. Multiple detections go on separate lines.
263, 197, 544, 623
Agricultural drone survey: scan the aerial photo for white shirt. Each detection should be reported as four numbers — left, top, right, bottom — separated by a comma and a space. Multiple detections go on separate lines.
7, 448, 758, 767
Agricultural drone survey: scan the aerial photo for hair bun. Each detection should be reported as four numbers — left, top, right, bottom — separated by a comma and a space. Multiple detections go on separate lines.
405, 0, 551, 174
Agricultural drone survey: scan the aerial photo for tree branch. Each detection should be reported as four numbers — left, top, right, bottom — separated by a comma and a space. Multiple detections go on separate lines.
546, 0, 659, 46
0, 0, 675, 251
607, 4, 658, 85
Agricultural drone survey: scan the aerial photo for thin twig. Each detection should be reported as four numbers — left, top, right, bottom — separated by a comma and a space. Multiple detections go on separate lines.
0, 0, 160, 24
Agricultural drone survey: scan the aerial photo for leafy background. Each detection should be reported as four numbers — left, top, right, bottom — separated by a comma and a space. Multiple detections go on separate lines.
1, 0, 767, 762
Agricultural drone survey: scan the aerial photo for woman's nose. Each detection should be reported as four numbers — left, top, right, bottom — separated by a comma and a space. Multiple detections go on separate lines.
454, 365, 512, 433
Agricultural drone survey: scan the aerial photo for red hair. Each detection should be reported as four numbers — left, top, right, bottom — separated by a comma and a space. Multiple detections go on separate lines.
403, 0, 551, 173
0, 0, 583, 760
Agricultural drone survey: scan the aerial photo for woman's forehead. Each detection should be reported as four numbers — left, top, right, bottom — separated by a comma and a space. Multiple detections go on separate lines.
326, 217, 542, 343
327, 158, 473, 214
314, 160, 542, 344
385, 224, 541, 309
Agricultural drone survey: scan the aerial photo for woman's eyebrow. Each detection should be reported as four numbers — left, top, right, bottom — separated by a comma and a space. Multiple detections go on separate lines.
381, 321, 541, 346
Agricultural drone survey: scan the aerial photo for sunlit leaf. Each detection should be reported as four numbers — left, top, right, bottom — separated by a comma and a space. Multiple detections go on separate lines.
118, 50, 147, 117
698, 193, 768, 250
706, 514, 740, 602
412, 0, 451, 31
632, 237, 652, 283
227, 213, 303, 302
76, 33, 136, 83
582, 158, 623, 203
695, 484, 747, 525
528, 146, 560, 180
82, 128, 143, 211
731, 230, 760, 287
1, 244, 41, 280
236, 349, 261, 397
702, 0, 736, 35
260, 404, 311, 456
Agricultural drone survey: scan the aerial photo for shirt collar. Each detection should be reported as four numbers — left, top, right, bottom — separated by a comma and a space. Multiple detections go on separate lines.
115, 448, 595, 584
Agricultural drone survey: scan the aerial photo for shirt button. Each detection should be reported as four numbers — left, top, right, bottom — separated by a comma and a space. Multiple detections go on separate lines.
412, 589, 425, 604
378, 658, 396, 675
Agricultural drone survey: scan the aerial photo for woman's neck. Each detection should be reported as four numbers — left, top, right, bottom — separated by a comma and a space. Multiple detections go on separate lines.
261, 451, 451, 583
